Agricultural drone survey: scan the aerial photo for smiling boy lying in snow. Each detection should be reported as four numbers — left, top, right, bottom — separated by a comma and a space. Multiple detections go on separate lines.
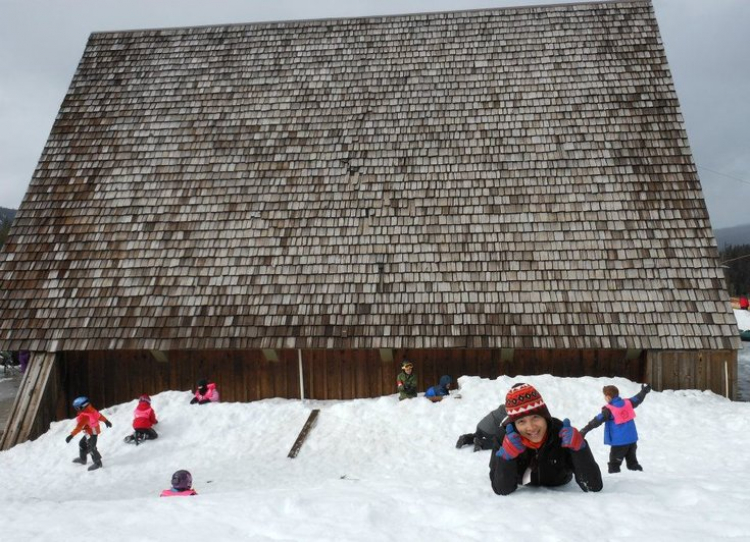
489, 383, 603, 495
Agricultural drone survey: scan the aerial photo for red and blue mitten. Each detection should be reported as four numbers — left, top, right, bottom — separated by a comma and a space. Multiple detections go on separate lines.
559, 418, 586, 451
496, 424, 526, 461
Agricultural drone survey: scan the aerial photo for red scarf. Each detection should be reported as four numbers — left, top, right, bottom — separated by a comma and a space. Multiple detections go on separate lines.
520, 430, 548, 450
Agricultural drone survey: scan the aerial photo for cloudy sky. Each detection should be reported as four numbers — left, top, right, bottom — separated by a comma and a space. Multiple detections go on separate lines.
1, 0, 748, 229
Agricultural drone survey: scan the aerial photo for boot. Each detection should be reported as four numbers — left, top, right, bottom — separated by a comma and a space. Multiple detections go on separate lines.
73, 449, 87, 465
87, 461, 103, 471
627, 463, 643, 471
473, 437, 483, 452
608, 462, 621, 474
455, 435, 471, 449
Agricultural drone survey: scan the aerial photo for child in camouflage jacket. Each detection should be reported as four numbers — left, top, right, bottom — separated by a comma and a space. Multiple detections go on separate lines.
396, 360, 417, 400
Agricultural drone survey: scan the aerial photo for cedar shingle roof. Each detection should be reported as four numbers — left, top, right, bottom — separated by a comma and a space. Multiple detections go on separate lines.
0, 0, 739, 352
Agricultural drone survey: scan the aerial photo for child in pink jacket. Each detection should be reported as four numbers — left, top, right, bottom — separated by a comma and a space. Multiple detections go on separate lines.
190, 379, 220, 404
160, 470, 198, 497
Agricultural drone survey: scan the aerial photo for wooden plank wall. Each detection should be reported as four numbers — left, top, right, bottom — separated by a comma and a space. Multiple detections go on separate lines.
56, 348, 646, 421
7, 348, 735, 449
646, 350, 737, 399
509, 349, 643, 381
0, 352, 58, 450
58, 349, 302, 420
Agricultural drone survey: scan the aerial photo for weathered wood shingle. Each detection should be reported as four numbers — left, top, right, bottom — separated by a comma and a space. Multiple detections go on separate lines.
0, 0, 739, 351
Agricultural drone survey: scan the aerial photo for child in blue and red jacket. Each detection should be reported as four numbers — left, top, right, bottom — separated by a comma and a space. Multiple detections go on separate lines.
580, 384, 651, 473
65, 396, 112, 471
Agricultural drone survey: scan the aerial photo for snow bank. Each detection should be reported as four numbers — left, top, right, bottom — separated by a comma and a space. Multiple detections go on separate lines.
735, 308, 750, 330
1, 375, 749, 541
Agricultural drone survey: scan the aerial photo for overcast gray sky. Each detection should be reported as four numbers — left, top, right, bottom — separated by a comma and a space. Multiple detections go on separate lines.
1, 0, 748, 229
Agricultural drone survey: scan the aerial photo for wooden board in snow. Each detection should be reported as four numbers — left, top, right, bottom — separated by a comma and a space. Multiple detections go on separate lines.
287, 409, 320, 459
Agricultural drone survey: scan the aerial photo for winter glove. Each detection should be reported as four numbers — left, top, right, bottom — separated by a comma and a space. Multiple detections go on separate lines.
65, 435, 73, 444
559, 419, 586, 451
496, 424, 526, 461
641, 384, 651, 394
104, 420, 112, 428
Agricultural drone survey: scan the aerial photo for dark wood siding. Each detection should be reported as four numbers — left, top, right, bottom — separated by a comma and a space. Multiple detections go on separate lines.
647, 350, 737, 398
55, 348, 647, 421
3, 347, 736, 450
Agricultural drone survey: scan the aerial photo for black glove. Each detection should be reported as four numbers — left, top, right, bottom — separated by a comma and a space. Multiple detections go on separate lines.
190, 397, 199, 404
641, 384, 651, 394
104, 420, 112, 428
65, 435, 73, 444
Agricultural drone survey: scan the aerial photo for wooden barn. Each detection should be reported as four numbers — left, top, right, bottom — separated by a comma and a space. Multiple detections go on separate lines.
0, 0, 739, 449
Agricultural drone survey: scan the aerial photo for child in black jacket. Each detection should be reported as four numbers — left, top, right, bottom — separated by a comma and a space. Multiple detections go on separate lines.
489, 383, 603, 495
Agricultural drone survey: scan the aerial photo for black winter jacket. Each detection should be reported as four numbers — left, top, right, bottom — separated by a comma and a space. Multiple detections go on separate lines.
476, 405, 507, 437
489, 417, 603, 495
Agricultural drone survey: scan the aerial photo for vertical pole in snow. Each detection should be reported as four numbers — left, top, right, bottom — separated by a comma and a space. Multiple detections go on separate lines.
298, 349, 305, 401
724, 360, 729, 399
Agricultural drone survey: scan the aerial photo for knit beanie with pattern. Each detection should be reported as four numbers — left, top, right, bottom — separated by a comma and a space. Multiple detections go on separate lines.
505, 383, 551, 423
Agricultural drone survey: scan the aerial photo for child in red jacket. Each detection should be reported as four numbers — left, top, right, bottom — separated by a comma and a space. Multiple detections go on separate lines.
65, 396, 111, 471
125, 394, 159, 444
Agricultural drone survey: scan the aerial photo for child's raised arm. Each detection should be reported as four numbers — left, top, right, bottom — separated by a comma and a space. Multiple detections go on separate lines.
629, 384, 651, 408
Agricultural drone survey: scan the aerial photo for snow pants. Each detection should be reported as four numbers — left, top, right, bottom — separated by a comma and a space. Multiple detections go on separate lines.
79, 434, 102, 466
609, 443, 640, 471
135, 428, 158, 441
456, 428, 494, 451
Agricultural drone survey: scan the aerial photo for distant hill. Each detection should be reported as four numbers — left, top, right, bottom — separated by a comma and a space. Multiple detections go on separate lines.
715, 224, 750, 250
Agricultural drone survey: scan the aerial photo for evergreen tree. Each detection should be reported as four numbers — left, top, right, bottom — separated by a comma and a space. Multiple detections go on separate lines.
720, 244, 750, 296
0, 217, 11, 249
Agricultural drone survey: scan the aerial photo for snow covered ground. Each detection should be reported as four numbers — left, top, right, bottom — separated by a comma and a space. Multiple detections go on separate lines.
1, 372, 749, 541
